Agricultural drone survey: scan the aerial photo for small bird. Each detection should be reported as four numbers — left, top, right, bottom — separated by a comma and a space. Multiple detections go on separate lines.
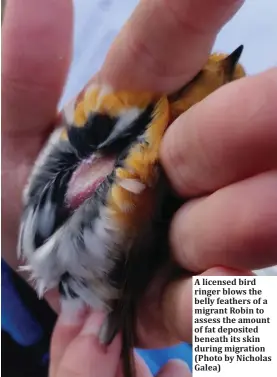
18, 46, 245, 377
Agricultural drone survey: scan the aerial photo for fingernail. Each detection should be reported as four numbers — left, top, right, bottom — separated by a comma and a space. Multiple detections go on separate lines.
80, 311, 105, 336
158, 359, 191, 376
59, 299, 87, 325
170, 359, 190, 372
211, 266, 254, 276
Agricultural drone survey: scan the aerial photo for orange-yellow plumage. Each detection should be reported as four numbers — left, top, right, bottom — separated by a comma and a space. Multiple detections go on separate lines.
75, 98, 88, 126
61, 47, 246, 235
108, 95, 169, 227
170, 51, 246, 120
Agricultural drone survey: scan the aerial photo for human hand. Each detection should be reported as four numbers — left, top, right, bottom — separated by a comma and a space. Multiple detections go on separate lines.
2, 0, 277, 351
49, 306, 191, 377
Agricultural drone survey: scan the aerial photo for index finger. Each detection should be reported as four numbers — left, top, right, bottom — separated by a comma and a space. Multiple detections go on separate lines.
100, 0, 244, 92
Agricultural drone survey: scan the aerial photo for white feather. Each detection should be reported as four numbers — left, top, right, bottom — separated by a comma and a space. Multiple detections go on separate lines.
37, 200, 56, 239
67, 280, 108, 309
18, 265, 32, 272
96, 84, 113, 109
99, 107, 142, 147
83, 228, 107, 264
21, 207, 37, 258
62, 97, 77, 124
118, 178, 146, 194
36, 280, 46, 299
29, 228, 64, 290
17, 219, 26, 259
20, 174, 125, 308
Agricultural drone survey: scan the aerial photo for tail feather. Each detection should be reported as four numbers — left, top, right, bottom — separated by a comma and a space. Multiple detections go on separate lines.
99, 298, 136, 377
121, 309, 136, 377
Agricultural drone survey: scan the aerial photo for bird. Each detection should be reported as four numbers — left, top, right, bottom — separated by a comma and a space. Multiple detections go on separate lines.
17, 45, 245, 377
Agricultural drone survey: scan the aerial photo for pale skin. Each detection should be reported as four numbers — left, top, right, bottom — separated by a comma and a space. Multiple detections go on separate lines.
2, 0, 277, 376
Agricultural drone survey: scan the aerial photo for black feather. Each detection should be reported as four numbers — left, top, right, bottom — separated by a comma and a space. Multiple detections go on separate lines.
98, 103, 155, 153
59, 273, 79, 299
67, 113, 116, 156
30, 144, 78, 248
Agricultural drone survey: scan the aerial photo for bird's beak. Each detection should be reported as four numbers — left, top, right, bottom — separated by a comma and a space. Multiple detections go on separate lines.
222, 45, 244, 78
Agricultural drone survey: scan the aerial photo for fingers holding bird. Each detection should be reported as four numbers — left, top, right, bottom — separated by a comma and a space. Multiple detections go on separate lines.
160, 67, 277, 272
152, 67, 277, 348
100, 0, 244, 92
161, 68, 277, 196
5, 0, 276, 363
2, 0, 245, 300
170, 171, 277, 273
136, 266, 254, 348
